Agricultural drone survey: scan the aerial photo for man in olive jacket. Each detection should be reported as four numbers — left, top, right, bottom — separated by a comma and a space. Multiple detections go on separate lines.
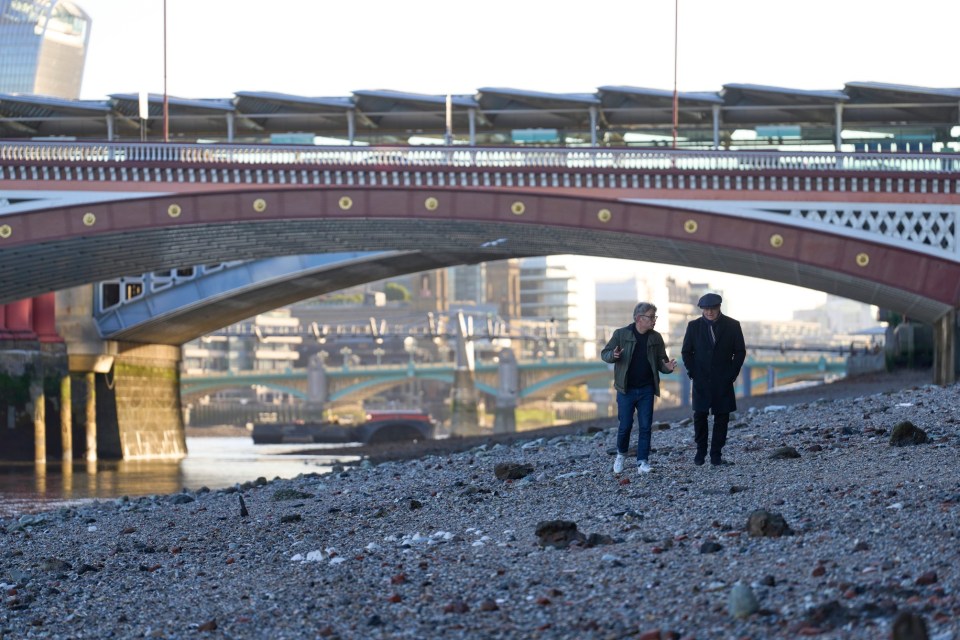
601, 302, 677, 475
680, 293, 746, 466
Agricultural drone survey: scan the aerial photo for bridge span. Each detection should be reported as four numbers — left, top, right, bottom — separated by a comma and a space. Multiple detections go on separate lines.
0, 142, 957, 461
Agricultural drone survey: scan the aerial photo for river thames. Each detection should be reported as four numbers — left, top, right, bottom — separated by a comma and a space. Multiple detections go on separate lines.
0, 437, 360, 518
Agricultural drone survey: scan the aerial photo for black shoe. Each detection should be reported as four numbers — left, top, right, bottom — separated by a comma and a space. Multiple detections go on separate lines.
711, 458, 732, 467
694, 453, 705, 466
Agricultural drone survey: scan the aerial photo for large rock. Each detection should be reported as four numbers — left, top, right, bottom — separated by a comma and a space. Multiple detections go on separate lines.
891, 610, 929, 640
535, 520, 585, 549
889, 421, 928, 447
494, 462, 534, 480
728, 582, 759, 618
746, 509, 793, 537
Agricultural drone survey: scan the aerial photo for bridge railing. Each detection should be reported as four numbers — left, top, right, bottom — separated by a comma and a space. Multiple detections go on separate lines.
2, 141, 958, 174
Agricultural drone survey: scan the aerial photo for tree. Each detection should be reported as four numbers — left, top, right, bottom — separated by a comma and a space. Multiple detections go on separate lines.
385, 282, 411, 302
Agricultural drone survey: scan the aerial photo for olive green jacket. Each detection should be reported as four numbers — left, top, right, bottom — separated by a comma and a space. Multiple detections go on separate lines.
600, 325, 673, 396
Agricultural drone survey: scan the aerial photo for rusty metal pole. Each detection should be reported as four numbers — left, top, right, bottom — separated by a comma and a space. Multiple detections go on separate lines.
163, 0, 169, 142
672, 0, 679, 150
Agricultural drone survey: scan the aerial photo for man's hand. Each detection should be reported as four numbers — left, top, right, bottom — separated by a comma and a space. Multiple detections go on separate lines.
612, 346, 623, 359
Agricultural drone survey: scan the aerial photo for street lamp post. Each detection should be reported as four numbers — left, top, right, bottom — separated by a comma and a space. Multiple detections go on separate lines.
373, 347, 385, 366
340, 346, 353, 369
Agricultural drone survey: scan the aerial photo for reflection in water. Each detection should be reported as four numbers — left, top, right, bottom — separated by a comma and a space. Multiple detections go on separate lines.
0, 437, 360, 518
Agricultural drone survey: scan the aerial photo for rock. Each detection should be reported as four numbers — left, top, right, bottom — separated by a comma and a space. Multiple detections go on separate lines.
584, 533, 614, 548
889, 421, 928, 446
39, 558, 70, 572
443, 600, 470, 614
169, 494, 195, 505
746, 510, 793, 537
914, 571, 937, 586
891, 610, 929, 640
272, 488, 313, 501
769, 446, 801, 460
535, 520, 585, 549
699, 541, 723, 554
280, 514, 302, 523
478, 598, 499, 612
728, 582, 759, 618
804, 600, 850, 630
494, 462, 534, 480
238, 495, 249, 517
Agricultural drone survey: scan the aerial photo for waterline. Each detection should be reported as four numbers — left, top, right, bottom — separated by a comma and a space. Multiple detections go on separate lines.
0, 437, 360, 518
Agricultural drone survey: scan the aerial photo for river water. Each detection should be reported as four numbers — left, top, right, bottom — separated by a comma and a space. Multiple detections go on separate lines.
0, 438, 361, 518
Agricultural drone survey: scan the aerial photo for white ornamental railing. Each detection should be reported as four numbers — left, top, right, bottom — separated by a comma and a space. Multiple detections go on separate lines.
1, 141, 959, 174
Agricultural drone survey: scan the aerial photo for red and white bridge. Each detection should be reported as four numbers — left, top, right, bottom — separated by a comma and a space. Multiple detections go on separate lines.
1, 141, 958, 382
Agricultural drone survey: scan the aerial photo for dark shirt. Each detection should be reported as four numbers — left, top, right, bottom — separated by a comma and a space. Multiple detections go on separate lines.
626, 326, 654, 389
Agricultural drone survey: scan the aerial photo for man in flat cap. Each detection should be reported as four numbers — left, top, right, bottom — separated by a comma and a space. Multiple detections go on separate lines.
681, 293, 746, 466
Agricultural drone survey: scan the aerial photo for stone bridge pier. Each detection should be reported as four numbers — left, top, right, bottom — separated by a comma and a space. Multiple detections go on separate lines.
56, 286, 186, 461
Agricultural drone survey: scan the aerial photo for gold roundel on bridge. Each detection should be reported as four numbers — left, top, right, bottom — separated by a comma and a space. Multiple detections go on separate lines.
339, 196, 353, 211
511, 201, 525, 216
0, 224, 11, 239
597, 208, 612, 223
252, 198, 267, 213
856, 252, 870, 267
82, 212, 96, 227
769, 234, 784, 248
167, 204, 182, 218
684, 219, 698, 234
424, 197, 439, 211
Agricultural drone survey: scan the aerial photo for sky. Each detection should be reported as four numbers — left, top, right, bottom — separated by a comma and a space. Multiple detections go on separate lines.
72, 0, 960, 321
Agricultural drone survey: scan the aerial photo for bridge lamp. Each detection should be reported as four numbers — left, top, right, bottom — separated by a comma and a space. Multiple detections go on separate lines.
373, 347, 385, 365
340, 346, 353, 368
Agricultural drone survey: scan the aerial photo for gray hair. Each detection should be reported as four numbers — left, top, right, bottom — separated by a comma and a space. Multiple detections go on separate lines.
632, 302, 657, 319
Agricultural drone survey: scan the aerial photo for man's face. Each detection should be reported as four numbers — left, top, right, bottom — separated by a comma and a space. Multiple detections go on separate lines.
701, 305, 721, 320
634, 311, 658, 333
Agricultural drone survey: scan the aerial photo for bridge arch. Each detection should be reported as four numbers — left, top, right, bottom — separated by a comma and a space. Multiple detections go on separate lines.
1, 186, 957, 325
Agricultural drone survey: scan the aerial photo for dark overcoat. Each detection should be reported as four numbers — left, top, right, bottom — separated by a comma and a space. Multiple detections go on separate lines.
680, 314, 746, 413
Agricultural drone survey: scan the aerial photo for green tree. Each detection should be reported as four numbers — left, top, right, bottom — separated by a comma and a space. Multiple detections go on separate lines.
384, 282, 411, 302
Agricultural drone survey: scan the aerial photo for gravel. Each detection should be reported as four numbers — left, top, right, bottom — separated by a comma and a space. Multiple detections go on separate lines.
1, 370, 957, 639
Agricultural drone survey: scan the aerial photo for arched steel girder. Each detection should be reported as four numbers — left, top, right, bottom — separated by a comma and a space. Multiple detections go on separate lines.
1, 187, 957, 324
96, 250, 528, 345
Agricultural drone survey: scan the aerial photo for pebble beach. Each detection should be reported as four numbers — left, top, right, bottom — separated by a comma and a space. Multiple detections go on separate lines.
2, 372, 958, 639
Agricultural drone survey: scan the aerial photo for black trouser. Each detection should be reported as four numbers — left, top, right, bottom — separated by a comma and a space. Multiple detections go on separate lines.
693, 411, 730, 462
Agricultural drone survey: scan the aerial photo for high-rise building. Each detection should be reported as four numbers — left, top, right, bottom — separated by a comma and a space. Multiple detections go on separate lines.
0, 0, 91, 99
519, 256, 596, 359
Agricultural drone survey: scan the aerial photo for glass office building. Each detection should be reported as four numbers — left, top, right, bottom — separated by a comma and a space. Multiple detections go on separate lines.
0, 0, 91, 99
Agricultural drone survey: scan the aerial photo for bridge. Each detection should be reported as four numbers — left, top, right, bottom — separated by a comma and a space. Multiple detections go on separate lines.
1, 141, 957, 461
180, 354, 846, 409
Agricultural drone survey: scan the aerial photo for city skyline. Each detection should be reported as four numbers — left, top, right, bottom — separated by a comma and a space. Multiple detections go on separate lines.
68, 0, 952, 322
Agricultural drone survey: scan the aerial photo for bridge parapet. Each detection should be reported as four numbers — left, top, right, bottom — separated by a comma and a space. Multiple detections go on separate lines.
2, 141, 959, 172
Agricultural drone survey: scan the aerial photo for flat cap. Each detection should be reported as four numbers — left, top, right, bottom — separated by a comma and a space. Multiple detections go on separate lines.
697, 293, 722, 308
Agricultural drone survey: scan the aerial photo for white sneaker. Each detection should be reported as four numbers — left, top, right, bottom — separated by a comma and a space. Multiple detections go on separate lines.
637, 460, 652, 474
613, 454, 625, 474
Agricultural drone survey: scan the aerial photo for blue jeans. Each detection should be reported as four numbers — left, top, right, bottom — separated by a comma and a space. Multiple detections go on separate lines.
616, 385, 654, 462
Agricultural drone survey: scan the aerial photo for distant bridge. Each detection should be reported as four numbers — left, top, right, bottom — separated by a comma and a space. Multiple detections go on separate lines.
180, 354, 849, 407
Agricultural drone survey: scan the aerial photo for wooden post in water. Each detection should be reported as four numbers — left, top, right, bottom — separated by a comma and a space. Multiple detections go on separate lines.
61, 374, 72, 462
85, 372, 97, 462
32, 383, 46, 464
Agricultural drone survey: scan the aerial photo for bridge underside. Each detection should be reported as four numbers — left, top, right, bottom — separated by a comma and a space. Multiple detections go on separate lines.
1, 188, 956, 325
96, 250, 532, 344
